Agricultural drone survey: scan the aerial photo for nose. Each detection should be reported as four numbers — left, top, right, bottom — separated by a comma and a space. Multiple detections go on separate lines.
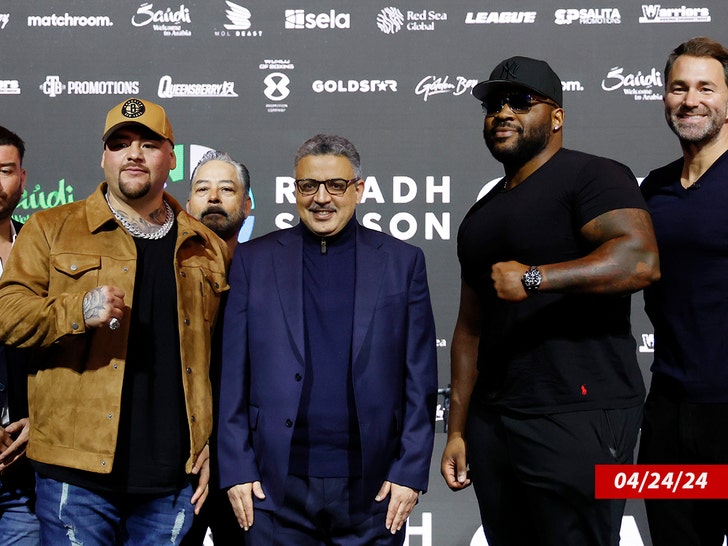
314, 182, 331, 203
126, 141, 144, 160
683, 87, 701, 108
208, 187, 221, 203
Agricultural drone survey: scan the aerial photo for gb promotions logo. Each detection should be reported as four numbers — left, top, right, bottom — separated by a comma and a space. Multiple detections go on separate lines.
40, 75, 139, 98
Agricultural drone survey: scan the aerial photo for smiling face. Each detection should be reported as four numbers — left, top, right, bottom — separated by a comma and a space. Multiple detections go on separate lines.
664, 55, 728, 145
482, 87, 561, 167
295, 154, 363, 237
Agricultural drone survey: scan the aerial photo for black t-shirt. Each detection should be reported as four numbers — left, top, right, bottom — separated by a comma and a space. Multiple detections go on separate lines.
458, 148, 647, 414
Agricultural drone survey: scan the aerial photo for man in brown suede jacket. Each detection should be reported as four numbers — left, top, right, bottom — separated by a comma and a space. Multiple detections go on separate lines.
0, 98, 229, 545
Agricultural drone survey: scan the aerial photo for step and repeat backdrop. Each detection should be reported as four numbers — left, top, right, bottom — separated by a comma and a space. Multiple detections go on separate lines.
2, 1, 727, 544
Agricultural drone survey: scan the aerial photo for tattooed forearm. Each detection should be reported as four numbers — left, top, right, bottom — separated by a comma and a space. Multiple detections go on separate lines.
83, 288, 105, 321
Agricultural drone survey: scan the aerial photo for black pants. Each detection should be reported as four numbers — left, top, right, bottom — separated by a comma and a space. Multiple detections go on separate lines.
467, 405, 642, 546
638, 388, 728, 546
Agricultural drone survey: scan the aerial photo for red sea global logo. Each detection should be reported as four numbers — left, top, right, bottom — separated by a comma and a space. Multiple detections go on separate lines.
377, 7, 404, 33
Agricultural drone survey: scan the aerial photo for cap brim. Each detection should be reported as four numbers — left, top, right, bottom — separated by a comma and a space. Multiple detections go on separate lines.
472, 80, 555, 103
102, 121, 169, 143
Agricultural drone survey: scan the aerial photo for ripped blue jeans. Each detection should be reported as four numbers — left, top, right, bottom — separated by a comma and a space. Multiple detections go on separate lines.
34, 475, 194, 545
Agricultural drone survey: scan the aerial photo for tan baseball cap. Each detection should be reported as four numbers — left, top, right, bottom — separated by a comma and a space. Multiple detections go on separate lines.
102, 97, 175, 144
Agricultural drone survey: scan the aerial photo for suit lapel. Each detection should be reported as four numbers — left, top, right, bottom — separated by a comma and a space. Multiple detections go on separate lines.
272, 226, 305, 365
352, 225, 387, 367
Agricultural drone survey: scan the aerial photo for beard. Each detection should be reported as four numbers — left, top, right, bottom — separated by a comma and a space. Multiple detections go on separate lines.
666, 104, 727, 145
200, 206, 246, 241
483, 120, 551, 166
0, 185, 23, 221
117, 177, 152, 200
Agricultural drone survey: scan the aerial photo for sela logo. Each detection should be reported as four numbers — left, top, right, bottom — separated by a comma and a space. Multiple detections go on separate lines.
284, 9, 350, 29
0, 80, 20, 95
0, 14, 9, 29
40, 76, 139, 97
554, 8, 621, 25
377, 7, 447, 33
312, 79, 397, 93
414, 75, 477, 102
465, 11, 537, 24
157, 75, 237, 98
602, 66, 663, 101
27, 13, 113, 27
638, 4, 710, 23
132, 3, 192, 35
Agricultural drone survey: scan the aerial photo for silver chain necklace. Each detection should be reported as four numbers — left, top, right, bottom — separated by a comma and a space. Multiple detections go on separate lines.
105, 191, 174, 240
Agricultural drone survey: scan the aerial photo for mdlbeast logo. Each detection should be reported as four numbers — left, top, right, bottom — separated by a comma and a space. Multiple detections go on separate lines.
284, 9, 350, 29
638, 4, 710, 23
0, 14, 9, 29
215, 2, 262, 37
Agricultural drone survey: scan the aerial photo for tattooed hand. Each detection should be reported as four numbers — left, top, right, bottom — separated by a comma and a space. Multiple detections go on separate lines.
82, 286, 126, 329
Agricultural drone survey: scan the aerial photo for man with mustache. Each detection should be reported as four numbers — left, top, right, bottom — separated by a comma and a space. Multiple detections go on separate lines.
0, 98, 229, 545
183, 150, 250, 545
441, 56, 659, 546
216, 134, 437, 545
187, 150, 252, 255
639, 37, 728, 546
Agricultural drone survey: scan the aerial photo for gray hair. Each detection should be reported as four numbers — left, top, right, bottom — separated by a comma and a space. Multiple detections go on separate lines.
191, 150, 250, 195
294, 134, 362, 180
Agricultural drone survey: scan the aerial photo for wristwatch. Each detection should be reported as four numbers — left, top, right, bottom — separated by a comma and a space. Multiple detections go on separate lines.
521, 265, 542, 295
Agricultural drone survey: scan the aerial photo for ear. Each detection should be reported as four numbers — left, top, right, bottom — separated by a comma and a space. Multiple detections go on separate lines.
552, 108, 565, 131
169, 145, 177, 171
354, 179, 365, 204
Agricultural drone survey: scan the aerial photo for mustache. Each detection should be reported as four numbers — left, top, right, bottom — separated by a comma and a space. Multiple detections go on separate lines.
201, 206, 229, 218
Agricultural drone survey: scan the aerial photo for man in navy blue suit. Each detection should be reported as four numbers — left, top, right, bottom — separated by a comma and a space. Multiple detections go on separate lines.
216, 134, 438, 545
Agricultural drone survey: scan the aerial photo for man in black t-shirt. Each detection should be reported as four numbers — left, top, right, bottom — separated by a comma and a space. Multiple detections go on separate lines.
440, 56, 660, 546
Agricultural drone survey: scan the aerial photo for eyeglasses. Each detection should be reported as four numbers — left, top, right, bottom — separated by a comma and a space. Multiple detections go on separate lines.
295, 178, 358, 196
481, 93, 557, 116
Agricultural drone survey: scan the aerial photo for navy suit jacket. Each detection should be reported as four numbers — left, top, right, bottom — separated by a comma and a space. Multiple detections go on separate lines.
216, 221, 438, 510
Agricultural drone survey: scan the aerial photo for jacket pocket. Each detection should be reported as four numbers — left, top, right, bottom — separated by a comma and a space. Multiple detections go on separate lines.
51, 254, 101, 278
201, 268, 229, 322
